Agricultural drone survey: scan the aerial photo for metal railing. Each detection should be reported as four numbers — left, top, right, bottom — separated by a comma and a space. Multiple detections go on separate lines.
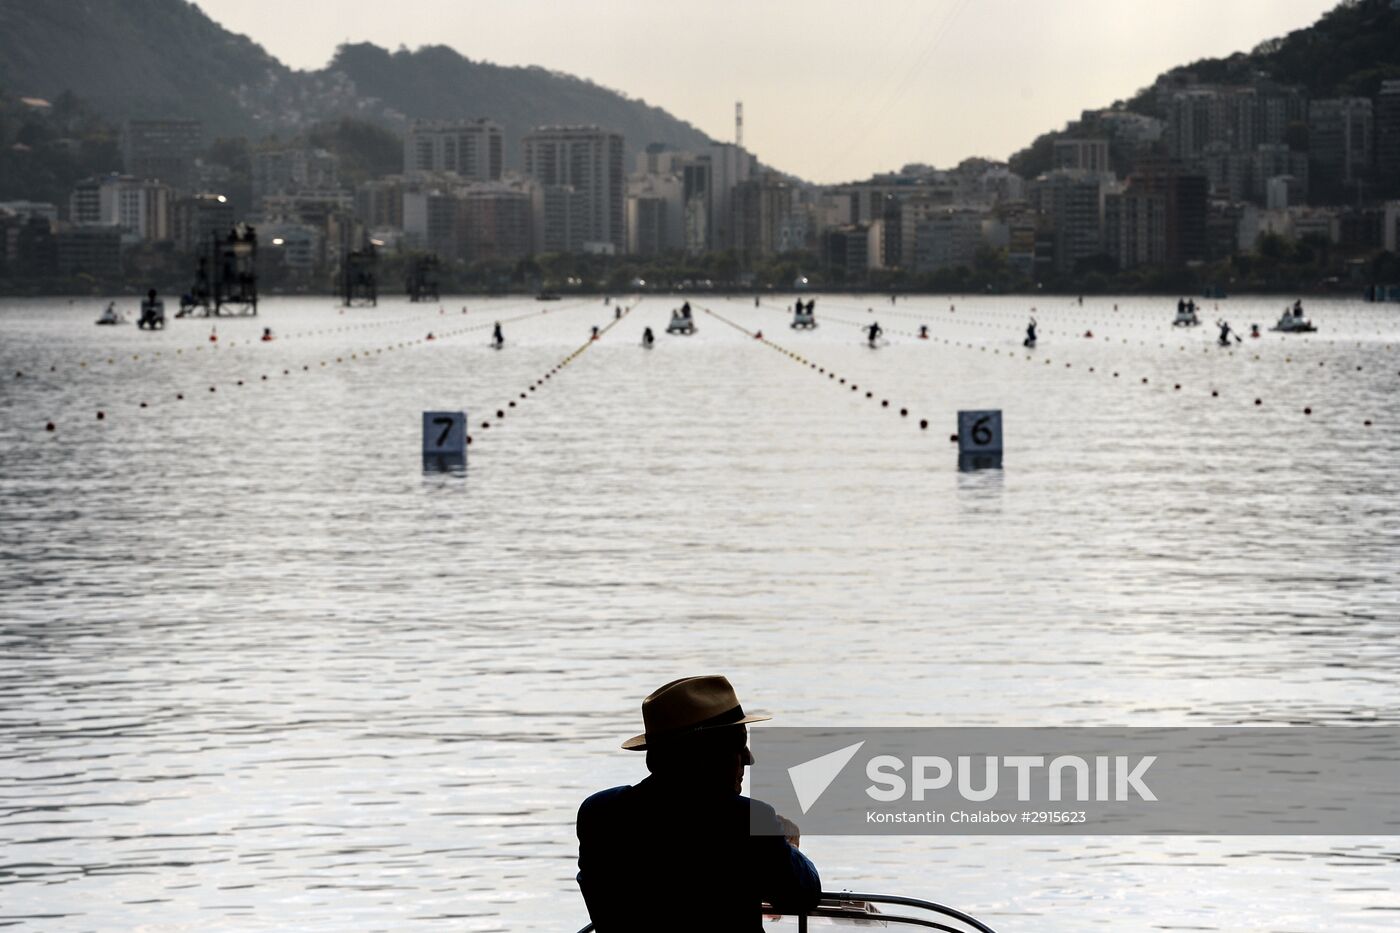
574, 891, 998, 932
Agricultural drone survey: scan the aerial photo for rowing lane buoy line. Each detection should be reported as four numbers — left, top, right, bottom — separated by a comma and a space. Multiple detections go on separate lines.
33, 299, 468, 375
806, 305, 1381, 430
784, 297, 1399, 376
811, 296, 1400, 349
470, 299, 639, 441
700, 305, 929, 432
35, 298, 599, 434
808, 297, 1400, 368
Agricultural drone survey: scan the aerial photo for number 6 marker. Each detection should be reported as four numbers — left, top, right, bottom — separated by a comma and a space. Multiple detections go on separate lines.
957, 410, 1003, 454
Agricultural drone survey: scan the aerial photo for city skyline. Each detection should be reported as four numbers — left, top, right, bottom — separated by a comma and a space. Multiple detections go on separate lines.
197, 0, 1338, 182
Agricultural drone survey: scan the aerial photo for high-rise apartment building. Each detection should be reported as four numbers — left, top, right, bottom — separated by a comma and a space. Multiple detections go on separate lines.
460, 184, 533, 262
122, 120, 203, 192
1029, 170, 1107, 275
703, 142, 756, 251
1166, 85, 1305, 160
626, 173, 683, 256
405, 120, 504, 181
681, 157, 711, 254
911, 209, 986, 273
252, 148, 341, 201
522, 126, 624, 252
530, 185, 590, 255
1309, 98, 1373, 196
731, 174, 800, 260
403, 189, 461, 258
171, 194, 234, 253
69, 174, 171, 241
1053, 139, 1111, 174
1122, 161, 1208, 266
355, 177, 407, 231
1375, 80, 1400, 197
822, 225, 871, 279
1104, 188, 1167, 269
1252, 144, 1310, 203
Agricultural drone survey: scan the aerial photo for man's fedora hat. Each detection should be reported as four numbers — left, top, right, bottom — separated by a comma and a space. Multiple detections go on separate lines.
622, 675, 771, 750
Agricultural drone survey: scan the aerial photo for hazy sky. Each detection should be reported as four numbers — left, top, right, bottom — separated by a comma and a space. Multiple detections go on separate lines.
197, 0, 1337, 183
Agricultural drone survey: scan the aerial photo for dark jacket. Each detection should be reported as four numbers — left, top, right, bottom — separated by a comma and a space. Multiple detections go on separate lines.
577, 775, 821, 932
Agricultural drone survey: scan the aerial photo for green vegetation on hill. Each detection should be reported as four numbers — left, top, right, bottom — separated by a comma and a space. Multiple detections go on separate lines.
0, 89, 119, 205
326, 43, 714, 168
0, 0, 291, 137
1012, 0, 1400, 175
303, 118, 403, 185
0, 0, 716, 166
1141, 0, 1400, 110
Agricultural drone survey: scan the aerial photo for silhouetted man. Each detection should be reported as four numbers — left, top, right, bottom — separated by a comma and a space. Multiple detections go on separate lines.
577, 675, 820, 931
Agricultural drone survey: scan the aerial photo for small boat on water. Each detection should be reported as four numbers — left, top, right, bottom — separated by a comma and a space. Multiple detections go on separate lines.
791, 299, 817, 330
137, 291, 165, 330
1272, 300, 1317, 333
536, 291, 561, 301
575, 891, 997, 932
667, 302, 696, 335
96, 303, 127, 325
1172, 298, 1201, 327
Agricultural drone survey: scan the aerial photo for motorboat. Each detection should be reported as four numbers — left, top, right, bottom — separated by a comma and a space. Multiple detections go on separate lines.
96, 304, 126, 325
1172, 306, 1200, 327
575, 891, 997, 931
536, 291, 561, 301
1272, 303, 1316, 333
667, 310, 696, 335
137, 294, 165, 330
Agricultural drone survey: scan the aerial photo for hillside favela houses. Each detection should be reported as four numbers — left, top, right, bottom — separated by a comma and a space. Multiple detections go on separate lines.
1, 9, 1399, 297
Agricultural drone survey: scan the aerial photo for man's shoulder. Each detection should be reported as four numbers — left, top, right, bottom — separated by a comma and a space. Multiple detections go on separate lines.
742, 794, 784, 833
742, 794, 775, 816
579, 784, 635, 816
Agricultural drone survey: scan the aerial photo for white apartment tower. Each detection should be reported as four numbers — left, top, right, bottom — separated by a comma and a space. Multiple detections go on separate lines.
522, 125, 625, 252
405, 120, 504, 181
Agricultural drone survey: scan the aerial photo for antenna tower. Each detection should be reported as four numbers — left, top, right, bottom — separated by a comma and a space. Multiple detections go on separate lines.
736, 101, 743, 148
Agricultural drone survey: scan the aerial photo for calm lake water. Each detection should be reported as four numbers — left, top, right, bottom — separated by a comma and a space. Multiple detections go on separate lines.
2, 293, 1399, 931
